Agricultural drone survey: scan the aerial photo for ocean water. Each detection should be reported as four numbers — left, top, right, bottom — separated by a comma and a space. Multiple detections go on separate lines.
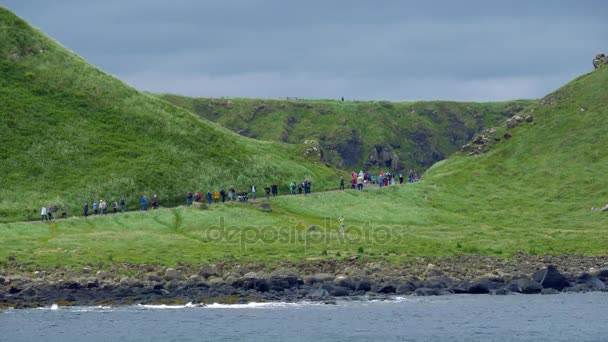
1, 293, 606, 342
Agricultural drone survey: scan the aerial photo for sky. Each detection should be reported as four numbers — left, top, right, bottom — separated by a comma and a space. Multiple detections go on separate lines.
2, 1, 607, 101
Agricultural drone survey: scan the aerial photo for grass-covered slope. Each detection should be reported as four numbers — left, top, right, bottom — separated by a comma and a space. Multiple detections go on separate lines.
0, 8, 339, 222
1, 68, 606, 267
271, 66, 608, 255
160, 94, 533, 171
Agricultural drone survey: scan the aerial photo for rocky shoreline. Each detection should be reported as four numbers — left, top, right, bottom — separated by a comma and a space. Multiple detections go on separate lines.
1, 255, 608, 309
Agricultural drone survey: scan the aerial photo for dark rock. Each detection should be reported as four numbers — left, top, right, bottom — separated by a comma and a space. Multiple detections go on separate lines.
145, 274, 162, 282
506, 282, 522, 293
533, 265, 570, 291
379, 284, 396, 294
415, 288, 452, 296
334, 276, 355, 290
320, 283, 335, 293
308, 225, 318, 232
65, 281, 83, 290
494, 288, 511, 296
450, 286, 468, 294
331, 286, 351, 297
9, 286, 22, 294
467, 279, 492, 294
576, 273, 606, 291
424, 276, 452, 289
199, 266, 220, 279
596, 269, 608, 279
7, 256, 16, 261
254, 279, 270, 292
304, 273, 334, 285
163, 268, 184, 281
269, 270, 299, 288
511, 279, 542, 294
563, 284, 589, 293
307, 288, 330, 300
20, 287, 37, 297
356, 279, 372, 292
396, 282, 416, 294
541, 288, 560, 295
86, 279, 99, 289
450, 281, 470, 294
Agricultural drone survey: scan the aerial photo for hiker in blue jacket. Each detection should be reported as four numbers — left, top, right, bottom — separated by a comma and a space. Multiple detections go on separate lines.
141, 195, 147, 211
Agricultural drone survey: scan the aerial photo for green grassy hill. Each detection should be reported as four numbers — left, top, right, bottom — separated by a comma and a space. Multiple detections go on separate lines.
1, 67, 606, 267
0, 7, 340, 222
160, 94, 533, 171
1, 5, 606, 267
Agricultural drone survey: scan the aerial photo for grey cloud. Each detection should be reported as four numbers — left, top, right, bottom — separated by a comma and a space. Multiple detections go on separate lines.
3, 0, 607, 101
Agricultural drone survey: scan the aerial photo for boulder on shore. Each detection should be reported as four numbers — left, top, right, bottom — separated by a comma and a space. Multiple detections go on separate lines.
533, 265, 569, 291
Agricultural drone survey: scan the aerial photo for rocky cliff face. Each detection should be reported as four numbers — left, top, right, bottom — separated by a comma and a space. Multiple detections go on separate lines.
161, 96, 534, 172
593, 53, 607, 69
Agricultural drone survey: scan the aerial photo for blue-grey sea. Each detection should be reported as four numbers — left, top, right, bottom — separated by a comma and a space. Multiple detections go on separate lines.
1, 293, 606, 342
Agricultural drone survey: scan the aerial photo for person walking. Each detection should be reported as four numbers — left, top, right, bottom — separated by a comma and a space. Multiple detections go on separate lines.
399, 172, 404, 184
61, 206, 67, 219
41, 206, 48, 222
112, 201, 118, 214
93, 201, 99, 215
290, 181, 296, 195
371, 174, 376, 184
339, 215, 345, 233
120, 198, 126, 213
220, 188, 227, 203
357, 174, 364, 190
83, 202, 89, 217
298, 182, 303, 195
339, 176, 345, 191
229, 188, 235, 202
101, 200, 107, 215
141, 195, 148, 211
206, 191, 213, 205
47, 206, 53, 221
151, 195, 158, 209
271, 183, 278, 197
213, 191, 220, 203
264, 186, 271, 200
186, 192, 193, 206
251, 184, 257, 200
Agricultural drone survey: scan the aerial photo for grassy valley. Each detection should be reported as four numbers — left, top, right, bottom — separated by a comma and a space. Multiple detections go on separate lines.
160, 94, 533, 171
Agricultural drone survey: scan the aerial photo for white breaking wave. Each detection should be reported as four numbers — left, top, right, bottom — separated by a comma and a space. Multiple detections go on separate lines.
134, 301, 326, 310
136, 302, 202, 309
205, 302, 316, 309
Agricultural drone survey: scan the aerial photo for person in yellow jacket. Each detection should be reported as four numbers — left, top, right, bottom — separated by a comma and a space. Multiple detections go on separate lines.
213, 191, 220, 204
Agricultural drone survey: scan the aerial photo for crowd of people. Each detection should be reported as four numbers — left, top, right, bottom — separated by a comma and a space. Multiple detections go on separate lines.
39, 205, 67, 222
340, 169, 419, 191
40, 170, 418, 221
82, 198, 128, 217
185, 179, 314, 206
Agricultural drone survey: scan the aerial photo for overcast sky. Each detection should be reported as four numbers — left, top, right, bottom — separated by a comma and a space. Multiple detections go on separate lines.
3, 1, 606, 101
